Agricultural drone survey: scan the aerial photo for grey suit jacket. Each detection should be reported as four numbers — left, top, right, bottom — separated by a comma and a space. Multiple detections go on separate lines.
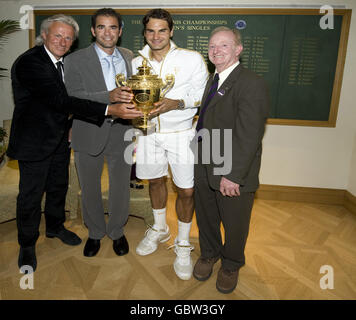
64, 43, 134, 155
200, 64, 269, 192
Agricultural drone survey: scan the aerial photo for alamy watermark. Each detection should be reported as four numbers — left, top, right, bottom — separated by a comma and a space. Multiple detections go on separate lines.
320, 5, 334, 30
320, 265, 334, 290
19, 5, 34, 30
124, 128, 233, 176
19, 265, 34, 290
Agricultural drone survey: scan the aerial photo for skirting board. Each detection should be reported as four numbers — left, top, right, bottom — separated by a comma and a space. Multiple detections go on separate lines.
344, 191, 356, 215
256, 184, 356, 215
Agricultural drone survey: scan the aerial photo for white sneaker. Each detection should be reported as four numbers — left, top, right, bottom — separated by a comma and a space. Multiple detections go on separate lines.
172, 240, 194, 280
136, 225, 170, 256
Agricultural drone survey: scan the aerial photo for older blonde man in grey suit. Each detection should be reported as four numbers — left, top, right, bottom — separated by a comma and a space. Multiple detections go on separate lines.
64, 8, 141, 258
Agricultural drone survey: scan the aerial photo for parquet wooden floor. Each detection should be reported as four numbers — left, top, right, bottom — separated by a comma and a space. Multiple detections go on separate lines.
1, 193, 356, 300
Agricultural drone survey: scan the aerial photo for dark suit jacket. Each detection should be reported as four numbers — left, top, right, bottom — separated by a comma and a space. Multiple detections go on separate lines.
7, 45, 107, 161
200, 64, 269, 192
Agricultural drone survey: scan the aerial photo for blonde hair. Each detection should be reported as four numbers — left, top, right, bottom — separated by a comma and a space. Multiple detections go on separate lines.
210, 26, 242, 46
35, 14, 79, 45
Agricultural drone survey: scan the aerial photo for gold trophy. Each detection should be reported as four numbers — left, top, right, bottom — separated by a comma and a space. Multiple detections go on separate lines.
116, 59, 175, 132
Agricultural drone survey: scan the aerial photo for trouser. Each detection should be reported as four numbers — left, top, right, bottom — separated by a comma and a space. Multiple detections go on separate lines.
17, 135, 70, 247
74, 128, 131, 240
194, 162, 255, 271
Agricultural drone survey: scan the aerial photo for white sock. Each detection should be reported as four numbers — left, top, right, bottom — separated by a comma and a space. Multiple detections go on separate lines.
152, 208, 167, 230
177, 220, 192, 245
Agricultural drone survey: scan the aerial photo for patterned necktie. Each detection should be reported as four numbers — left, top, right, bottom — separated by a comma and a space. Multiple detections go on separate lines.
56, 61, 64, 82
104, 55, 117, 91
196, 73, 219, 132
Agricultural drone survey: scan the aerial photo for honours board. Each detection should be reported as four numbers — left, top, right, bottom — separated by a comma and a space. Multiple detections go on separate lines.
33, 9, 351, 127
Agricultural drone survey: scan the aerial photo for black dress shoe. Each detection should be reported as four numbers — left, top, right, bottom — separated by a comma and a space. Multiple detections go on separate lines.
113, 235, 129, 256
84, 238, 101, 257
18, 246, 37, 273
46, 226, 82, 246
130, 182, 144, 189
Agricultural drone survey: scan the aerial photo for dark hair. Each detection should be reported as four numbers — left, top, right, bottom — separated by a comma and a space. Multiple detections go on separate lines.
142, 9, 173, 31
91, 8, 122, 29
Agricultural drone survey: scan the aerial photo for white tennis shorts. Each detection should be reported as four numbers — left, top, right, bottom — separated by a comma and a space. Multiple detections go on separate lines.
135, 129, 195, 189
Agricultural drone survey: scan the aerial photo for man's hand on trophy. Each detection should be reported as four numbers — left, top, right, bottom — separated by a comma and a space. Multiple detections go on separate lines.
149, 98, 180, 117
107, 103, 143, 119
110, 87, 134, 103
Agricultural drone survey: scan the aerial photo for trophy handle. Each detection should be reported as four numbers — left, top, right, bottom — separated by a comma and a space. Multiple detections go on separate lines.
160, 74, 175, 98
116, 74, 127, 87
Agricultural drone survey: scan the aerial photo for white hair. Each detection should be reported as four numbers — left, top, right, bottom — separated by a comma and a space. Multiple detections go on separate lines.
35, 14, 79, 45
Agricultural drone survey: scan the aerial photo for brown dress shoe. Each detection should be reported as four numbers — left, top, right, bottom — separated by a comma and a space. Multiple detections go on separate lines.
193, 256, 219, 281
216, 266, 239, 294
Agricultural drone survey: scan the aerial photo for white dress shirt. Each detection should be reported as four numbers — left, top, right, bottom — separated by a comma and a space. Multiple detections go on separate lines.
44, 45, 64, 80
94, 44, 127, 91
216, 61, 240, 89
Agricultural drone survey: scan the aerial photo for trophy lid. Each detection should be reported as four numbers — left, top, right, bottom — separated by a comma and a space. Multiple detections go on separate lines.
131, 58, 161, 81
137, 59, 151, 76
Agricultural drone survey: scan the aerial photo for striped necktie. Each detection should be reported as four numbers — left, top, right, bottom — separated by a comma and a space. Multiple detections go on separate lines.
196, 73, 219, 132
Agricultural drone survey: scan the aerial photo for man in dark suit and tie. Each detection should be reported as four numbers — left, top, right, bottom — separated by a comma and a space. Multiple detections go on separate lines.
192, 27, 269, 294
64, 8, 135, 258
7, 14, 141, 272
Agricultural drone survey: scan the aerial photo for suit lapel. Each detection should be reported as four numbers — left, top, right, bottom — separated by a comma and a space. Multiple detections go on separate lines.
39, 45, 65, 86
87, 43, 108, 91
201, 74, 214, 107
117, 47, 132, 76
39, 45, 54, 66
84, 44, 132, 91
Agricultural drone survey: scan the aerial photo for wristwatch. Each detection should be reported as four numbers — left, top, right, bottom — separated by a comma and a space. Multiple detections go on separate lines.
177, 99, 185, 110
